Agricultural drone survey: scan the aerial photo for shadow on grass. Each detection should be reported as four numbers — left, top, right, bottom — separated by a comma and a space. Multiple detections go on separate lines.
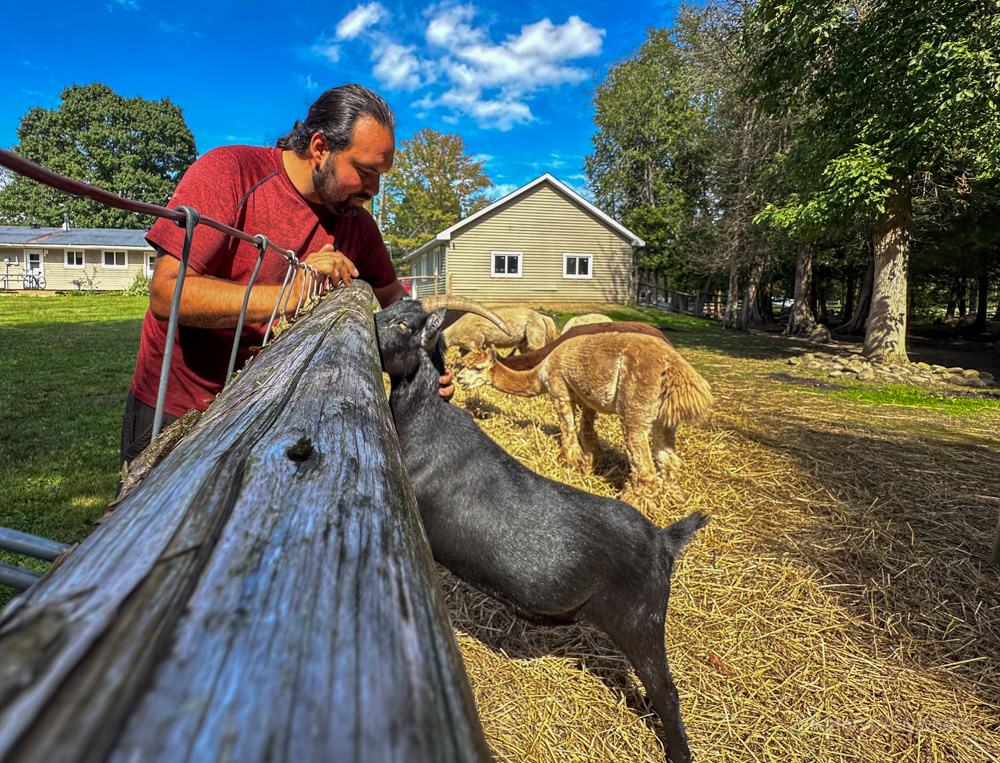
438, 567, 667, 749
731, 407, 1000, 707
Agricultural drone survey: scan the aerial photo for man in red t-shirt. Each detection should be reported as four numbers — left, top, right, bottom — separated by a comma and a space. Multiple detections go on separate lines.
122, 84, 451, 467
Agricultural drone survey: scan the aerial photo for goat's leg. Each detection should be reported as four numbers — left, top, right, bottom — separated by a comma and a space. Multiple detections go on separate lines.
578, 407, 601, 470
584, 598, 691, 763
651, 423, 681, 482
553, 399, 584, 467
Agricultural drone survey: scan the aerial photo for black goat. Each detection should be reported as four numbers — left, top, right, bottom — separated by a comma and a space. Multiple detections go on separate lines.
376, 297, 706, 763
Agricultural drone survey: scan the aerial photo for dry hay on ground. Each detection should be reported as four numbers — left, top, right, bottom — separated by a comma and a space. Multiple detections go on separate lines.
436, 346, 1000, 762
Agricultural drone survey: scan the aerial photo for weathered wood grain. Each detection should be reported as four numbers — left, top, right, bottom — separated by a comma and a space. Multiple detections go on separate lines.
0, 283, 490, 762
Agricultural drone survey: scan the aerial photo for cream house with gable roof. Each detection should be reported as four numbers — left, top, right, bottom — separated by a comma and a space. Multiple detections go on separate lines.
403, 174, 643, 305
0, 224, 155, 291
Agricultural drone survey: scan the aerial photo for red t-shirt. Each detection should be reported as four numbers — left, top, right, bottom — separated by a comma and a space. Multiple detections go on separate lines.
131, 145, 397, 416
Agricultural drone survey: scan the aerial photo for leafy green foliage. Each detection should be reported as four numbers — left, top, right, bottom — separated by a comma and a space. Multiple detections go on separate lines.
585, 28, 711, 282
379, 129, 492, 267
745, 0, 1000, 219
121, 271, 151, 297
0, 83, 197, 229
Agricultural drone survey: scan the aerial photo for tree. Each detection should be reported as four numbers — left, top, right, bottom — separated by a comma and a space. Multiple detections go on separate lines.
585, 27, 711, 291
378, 129, 492, 267
745, 0, 1000, 363
0, 83, 196, 229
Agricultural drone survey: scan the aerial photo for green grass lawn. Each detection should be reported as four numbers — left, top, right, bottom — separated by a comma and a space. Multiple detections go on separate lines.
0, 294, 147, 600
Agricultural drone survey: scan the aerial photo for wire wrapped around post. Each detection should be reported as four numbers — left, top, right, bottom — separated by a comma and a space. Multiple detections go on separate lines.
153, 205, 199, 440
226, 235, 270, 385
262, 259, 296, 347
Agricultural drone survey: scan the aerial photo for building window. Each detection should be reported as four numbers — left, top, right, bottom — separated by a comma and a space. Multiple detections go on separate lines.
66, 250, 85, 268
492, 251, 522, 278
563, 254, 593, 279
26, 252, 43, 274
103, 250, 127, 268
146, 253, 156, 276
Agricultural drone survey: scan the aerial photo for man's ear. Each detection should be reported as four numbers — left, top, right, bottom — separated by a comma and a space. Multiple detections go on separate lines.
422, 308, 447, 350
309, 132, 330, 166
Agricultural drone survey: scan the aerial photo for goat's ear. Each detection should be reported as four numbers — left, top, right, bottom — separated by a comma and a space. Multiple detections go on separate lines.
488, 345, 498, 363
422, 308, 447, 349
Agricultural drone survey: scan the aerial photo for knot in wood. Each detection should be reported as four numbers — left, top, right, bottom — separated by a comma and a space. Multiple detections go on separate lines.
285, 436, 315, 462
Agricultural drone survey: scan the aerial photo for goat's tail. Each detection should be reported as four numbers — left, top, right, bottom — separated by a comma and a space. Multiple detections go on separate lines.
660, 510, 709, 558
658, 351, 713, 429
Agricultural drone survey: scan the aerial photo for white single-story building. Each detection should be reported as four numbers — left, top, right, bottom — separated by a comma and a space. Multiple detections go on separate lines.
403, 173, 644, 305
0, 224, 154, 292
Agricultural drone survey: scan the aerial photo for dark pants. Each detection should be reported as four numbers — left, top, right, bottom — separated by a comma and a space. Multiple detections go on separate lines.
119, 390, 179, 469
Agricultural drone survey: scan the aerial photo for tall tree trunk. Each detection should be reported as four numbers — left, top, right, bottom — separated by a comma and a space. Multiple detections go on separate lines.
816, 266, 830, 325
694, 274, 712, 318
786, 244, 816, 335
757, 281, 774, 324
723, 266, 741, 329
973, 266, 990, 333
958, 275, 967, 318
946, 278, 961, 318
740, 259, 765, 329
863, 179, 911, 364
843, 268, 855, 326
841, 256, 874, 334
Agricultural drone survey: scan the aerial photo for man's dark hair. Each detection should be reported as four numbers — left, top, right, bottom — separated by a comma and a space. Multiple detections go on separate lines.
276, 84, 395, 157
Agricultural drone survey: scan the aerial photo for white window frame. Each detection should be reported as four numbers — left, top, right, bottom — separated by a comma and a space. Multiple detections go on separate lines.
146, 253, 157, 277
491, 251, 522, 278
65, 250, 85, 269
26, 251, 44, 275
103, 250, 127, 269
563, 253, 593, 280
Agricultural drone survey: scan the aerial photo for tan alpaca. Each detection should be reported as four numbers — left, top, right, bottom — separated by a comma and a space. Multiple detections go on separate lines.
456, 333, 713, 490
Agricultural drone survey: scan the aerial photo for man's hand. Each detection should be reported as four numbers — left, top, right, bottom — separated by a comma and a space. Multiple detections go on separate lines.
439, 370, 455, 401
302, 243, 359, 290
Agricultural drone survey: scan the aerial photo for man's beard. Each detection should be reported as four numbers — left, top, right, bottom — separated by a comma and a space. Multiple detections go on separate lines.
312, 161, 371, 217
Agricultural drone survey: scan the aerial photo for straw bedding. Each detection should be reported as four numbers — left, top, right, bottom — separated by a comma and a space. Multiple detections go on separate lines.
430, 343, 1000, 762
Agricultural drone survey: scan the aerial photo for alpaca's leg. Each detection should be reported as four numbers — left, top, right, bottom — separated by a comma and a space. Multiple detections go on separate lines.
652, 422, 681, 482
623, 419, 658, 491
553, 399, 584, 467
578, 407, 601, 470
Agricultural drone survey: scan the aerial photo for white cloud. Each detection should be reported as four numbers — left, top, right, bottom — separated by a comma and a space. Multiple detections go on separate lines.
485, 183, 518, 199
311, 40, 341, 63
336, 3, 387, 40
111, 0, 140, 10
425, 4, 483, 48
310, 7, 604, 130
373, 44, 424, 91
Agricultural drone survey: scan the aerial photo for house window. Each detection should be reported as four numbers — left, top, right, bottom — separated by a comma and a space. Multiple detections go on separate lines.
146, 253, 156, 276
563, 254, 593, 279
103, 250, 127, 268
492, 251, 522, 278
66, 250, 85, 268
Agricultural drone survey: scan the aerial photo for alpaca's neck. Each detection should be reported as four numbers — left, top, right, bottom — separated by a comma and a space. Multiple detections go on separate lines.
488, 360, 545, 396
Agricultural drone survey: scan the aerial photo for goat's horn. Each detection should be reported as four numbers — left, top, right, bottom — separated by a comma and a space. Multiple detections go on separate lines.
419, 295, 511, 336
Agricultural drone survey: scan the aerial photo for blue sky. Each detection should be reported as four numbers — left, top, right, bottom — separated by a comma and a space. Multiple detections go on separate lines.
3, 0, 679, 201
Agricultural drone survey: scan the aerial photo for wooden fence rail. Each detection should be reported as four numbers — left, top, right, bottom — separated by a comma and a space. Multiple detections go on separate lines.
0, 283, 490, 762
